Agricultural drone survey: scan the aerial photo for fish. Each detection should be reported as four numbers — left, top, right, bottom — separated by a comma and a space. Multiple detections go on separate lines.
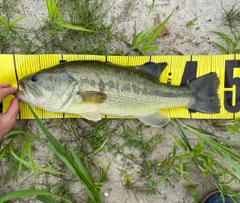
15, 60, 220, 127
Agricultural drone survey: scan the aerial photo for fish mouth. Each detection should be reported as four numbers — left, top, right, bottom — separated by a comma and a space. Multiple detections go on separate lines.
14, 82, 35, 102
15, 82, 56, 110
14, 89, 28, 102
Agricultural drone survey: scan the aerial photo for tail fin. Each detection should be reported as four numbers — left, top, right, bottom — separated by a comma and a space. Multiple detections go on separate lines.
187, 72, 220, 113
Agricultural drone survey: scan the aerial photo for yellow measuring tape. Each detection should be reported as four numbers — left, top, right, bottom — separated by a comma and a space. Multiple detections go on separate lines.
1, 54, 240, 120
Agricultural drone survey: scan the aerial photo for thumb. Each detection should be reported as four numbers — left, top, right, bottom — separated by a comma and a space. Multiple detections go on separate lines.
4, 98, 20, 121
0, 88, 18, 101
0, 98, 19, 141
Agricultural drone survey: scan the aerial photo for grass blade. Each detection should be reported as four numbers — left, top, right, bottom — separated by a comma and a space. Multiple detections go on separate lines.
142, 9, 174, 52
28, 106, 66, 154
233, 49, 240, 53
46, 0, 64, 22
185, 125, 215, 136
132, 24, 159, 49
141, 45, 158, 52
98, 161, 111, 192
172, 119, 193, 151
88, 136, 109, 157
36, 195, 60, 203
0, 189, 71, 203
177, 120, 240, 175
149, 0, 155, 14
171, 134, 187, 151
150, 166, 170, 189
54, 21, 93, 32
27, 139, 37, 181
10, 148, 64, 175
46, 0, 54, 21
194, 139, 204, 152
212, 31, 235, 49
185, 125, 240, 160
28, 105, 102, 203
211, 42, 229, 54
11, 16, 25, 27
0, 17, 10, 27
68, 144, 91, 179
220, 152, 240, 174
17, 138, 29, 183
0, 143, 11, 159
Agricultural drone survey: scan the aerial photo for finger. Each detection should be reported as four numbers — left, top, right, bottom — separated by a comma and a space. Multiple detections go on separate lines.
0, 98, 19, 141
0, 87, 18, 101
4, 97, 20, 121
0, 83, 10, 88
0, 128, 6, 142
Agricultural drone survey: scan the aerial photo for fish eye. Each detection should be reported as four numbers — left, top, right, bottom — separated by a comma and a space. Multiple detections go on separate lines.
31, 74, 38, 82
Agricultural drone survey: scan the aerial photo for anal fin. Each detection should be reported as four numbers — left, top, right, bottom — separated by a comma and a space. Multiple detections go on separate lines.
137, 111, 170, 127
81, 112, 102, 121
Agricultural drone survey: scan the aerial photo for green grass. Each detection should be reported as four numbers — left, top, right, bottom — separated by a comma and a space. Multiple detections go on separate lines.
171, 119, 240, 201
0, 189, 71, 203
0, 0, 114, 54
0, 106, 112, 202
42, 0, 115, 54
123, 9, 174, 55
2, 115, 240, 201
222, 0, 240, 33
45, 0, 93, 32
102, 123, 166, 194
0, 0, 31, 53
0, 15, 25, 30
187, 18, 197, 31
211, 1, 240, 54
217, 118, 240, 136
95, 118, 240, 200
212, 0, 240, 54
211, 31, 240, 54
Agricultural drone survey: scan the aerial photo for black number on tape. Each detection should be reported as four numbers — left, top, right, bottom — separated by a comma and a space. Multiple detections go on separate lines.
180, 61, 197, 85
181, 61, 197, 113
224, 60, 240, 113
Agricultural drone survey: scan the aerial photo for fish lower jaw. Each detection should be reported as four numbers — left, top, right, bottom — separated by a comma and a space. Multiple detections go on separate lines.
15, 91, 28, 101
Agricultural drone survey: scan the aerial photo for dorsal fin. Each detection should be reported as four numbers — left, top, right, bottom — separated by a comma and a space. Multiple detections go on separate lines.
135, 62, 168, 78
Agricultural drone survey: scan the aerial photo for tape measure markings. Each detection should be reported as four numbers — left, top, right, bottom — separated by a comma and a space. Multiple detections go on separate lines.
12, 54, 22, 119
1, 54, 240, 119
15, 55, 40, 119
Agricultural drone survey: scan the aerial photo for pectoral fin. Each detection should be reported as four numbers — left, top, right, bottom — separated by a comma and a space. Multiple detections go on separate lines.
81, 112, 102, 121
137, 111, 170, 127
79, 91, 107, 104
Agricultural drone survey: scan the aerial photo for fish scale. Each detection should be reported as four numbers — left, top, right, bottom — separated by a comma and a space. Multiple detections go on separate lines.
65, 61, 191, 110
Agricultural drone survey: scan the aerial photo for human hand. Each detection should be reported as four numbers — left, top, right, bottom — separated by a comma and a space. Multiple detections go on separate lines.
0, 84, 19, 141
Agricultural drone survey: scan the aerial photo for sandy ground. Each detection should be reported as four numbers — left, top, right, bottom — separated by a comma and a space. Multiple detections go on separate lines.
2, 0, 240, 202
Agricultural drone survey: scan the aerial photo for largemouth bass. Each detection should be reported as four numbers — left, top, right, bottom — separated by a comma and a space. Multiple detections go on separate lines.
15, 60, 220, 127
